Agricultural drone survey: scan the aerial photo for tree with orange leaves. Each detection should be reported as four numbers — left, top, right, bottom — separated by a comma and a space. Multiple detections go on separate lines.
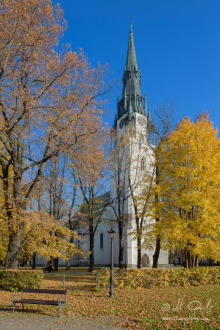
0, 0, 108, 268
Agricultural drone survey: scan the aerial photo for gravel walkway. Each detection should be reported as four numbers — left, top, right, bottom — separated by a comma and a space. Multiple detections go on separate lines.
0, 312, 126, 329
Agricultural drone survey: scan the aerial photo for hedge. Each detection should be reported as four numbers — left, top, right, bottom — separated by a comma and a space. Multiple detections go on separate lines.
97, 266, 220, 289
0, 269, 44, 291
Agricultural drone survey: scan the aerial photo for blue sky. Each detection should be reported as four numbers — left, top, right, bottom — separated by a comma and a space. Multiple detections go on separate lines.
56, 0, 220, 130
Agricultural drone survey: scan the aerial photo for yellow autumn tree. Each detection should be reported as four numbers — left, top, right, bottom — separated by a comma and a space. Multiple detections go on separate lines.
154, 113, 220, 267
19, 212, 84, 265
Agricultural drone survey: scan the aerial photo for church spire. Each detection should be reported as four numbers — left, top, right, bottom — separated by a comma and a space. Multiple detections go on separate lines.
122, 23, 141, 99
124, 23, 138, 74
117, 24, 144, 122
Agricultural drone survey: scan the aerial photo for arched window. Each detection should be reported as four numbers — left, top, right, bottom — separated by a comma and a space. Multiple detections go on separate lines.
142, 254, 150, 267
139, 134, 144, 148
100, 233, 104, 249
141, 157, 146, 171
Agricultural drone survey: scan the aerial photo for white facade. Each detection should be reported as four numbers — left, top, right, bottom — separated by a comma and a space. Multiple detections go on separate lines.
107, 112, 168, 267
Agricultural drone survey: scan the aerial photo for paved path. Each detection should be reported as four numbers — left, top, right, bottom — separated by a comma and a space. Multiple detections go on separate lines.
0, 312, 126, 329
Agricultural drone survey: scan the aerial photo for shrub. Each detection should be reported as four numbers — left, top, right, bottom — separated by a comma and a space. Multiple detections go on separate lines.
0, 269, 44, 291
97, 267, 220, 289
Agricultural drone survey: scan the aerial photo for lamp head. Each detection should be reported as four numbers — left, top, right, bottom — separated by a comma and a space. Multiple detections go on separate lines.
108, 228, 115, 239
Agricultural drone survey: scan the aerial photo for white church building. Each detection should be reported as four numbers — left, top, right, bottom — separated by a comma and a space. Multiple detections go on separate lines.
90, 24, 168, 268
36, 25, 169, 268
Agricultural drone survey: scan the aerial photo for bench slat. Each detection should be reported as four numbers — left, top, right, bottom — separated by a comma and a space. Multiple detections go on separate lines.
14, 299, 59, 305
22, 289, 67, 294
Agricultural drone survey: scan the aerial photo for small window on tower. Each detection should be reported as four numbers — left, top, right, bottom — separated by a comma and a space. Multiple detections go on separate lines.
139, 134, 144, 148
100, 233, 104, 249
141, 157, 146, 170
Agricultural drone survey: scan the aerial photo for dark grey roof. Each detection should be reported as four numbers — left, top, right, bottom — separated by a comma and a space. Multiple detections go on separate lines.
93, 191, 111, 209
117, 24, 144, 121
72, 191, 111, 224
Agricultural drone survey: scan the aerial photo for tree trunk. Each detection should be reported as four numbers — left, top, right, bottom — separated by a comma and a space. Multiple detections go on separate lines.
118, 222, 124, 269
32, 252, 36, 269
193, 256, 198, 267
5, 222, 25, 269
66, 260, 70, 270
152, 236, 161, 268
137, 237, 142, 268
88, 225, 94, 272
195, 255, 198, 267
181, 252, 185, 267
66, 233, 74, 270
4, 161, 26, 269
187, 251, 191, 268
54, 257, 59, 271
184, 251, 188, 268
152, 165, 161, 269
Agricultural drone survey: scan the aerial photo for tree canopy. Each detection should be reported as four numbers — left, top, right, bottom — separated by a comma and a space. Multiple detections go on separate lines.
0, 0, 108, 268
154, 114, 220, 266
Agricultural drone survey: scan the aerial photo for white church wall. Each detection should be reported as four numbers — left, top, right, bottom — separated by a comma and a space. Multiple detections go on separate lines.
94, 216, 119, 266
111, 112, 169, 268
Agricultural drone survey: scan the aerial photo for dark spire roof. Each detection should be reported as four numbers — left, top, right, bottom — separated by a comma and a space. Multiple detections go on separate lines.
124, 23, 138, 74
116, 24, 144, 122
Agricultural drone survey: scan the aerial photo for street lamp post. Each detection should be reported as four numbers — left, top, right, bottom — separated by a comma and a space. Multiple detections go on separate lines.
108, 228, 115, 298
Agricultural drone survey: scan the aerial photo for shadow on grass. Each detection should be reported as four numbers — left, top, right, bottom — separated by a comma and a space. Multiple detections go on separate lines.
44, 273, 96, 291
0, 306, 12, 312
0, 306, 65, 317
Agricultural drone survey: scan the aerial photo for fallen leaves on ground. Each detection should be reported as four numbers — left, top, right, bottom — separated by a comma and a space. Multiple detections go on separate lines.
0, 270, 219, 329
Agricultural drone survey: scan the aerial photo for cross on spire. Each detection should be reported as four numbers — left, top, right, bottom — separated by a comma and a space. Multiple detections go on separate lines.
130, 14, 133, 33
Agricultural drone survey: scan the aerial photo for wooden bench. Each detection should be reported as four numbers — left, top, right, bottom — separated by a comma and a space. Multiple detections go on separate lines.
11, 288, 68, 316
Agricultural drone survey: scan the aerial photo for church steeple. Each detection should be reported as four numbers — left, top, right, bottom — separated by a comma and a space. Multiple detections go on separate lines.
117, 24, 144, 123
124, 24, 138, 76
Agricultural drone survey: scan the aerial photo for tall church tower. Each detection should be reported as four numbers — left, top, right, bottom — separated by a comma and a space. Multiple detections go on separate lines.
111, 24, 154, 267
110, 24, 167, 267
113, 23, 153, 132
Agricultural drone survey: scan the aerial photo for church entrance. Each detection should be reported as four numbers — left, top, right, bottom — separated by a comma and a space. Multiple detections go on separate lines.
142, 254, 150, 267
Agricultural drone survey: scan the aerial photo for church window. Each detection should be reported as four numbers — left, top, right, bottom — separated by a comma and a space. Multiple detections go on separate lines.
139, 134, 144, 148
100, 233, 104, 249
141, 157, 146, 170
